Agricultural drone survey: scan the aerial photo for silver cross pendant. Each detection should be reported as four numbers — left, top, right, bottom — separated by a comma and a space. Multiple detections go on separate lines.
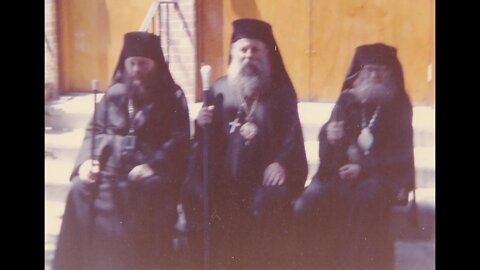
229, 118, 241, 134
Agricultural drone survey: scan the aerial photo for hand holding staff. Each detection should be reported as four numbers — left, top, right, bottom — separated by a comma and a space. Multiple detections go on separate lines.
200, 64, 212, 270
89, 80, 100, 182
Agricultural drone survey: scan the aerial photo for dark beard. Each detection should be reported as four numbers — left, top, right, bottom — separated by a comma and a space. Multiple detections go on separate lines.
123, 73, 157, 106
227, 60, 271, 99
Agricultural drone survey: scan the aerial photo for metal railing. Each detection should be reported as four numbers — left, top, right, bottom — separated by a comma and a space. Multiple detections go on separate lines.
139, 0, 194, 67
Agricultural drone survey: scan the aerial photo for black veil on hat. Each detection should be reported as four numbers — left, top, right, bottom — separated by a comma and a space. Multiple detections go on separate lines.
340, 43, 407, 97
230, 19, 308, 194
111, 31, 175, 89
230, 18, 296, 96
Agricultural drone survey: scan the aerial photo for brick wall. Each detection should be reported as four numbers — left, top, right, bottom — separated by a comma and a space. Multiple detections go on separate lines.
159, 0, 197, 103
45, 0, 59, 98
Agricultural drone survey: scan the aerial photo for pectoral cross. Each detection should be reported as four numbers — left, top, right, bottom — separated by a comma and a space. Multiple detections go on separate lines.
229, 118, 241, 134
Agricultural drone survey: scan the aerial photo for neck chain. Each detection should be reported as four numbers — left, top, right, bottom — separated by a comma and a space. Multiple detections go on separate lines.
228, 95, 260, 145
357, 105, 380, 155
240, 96, 258, 122
361, 105, 381, 129
123, 98, 138, 151
128, 98, 136, 134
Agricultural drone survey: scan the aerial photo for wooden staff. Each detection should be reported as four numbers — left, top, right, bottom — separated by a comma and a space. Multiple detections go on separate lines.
200, 65, 212, 270
91, 80, 99, 160
87, 80, 100, 250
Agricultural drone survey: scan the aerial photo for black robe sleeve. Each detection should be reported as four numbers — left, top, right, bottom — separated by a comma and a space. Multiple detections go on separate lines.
271, 83, 308, 194
69, 94, 111, 181
315, 92, 415, 193
358, 103, 415, 192
315, 92, 354, 180
147, 86, 191, 176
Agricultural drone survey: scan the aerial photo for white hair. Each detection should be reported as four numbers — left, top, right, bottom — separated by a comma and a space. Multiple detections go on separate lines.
227, 46, 271, 99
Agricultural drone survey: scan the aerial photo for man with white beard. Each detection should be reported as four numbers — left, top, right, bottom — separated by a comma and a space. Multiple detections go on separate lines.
182, 18, 308, 269
293, 43, 415, 270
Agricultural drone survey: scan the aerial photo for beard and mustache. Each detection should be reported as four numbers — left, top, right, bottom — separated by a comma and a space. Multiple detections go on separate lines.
122, 69, 159, 105
351, 74, 398, 106
227, 56, 271, 99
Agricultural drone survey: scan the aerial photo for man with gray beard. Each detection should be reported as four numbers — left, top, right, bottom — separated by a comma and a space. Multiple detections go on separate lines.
293, 43, 415, 270
182, 19, 308, 269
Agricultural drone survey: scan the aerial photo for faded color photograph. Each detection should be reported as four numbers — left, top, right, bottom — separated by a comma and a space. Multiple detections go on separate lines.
45, 1, 434, 269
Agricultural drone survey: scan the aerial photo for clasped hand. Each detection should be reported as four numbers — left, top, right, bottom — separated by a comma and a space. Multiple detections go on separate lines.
326, 121, 345, 144
196, 105, 215, 128
338, 163, 361, 181
78, 159, 154, 182
263, 162, 285, 186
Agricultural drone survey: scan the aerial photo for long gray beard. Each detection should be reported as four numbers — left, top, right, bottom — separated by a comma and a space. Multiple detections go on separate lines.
227, 60, 271, 99
353, 79, 397, 106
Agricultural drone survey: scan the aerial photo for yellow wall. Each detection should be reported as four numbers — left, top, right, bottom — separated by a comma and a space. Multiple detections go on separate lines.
198, 0, 435, 104
60, 0, 435, 104
59, 0, 153, 91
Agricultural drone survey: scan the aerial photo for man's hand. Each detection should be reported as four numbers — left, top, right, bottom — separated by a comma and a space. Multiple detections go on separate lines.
128, 164, 155, 181
196, 105, 215, 128
326, 121, 345, 144
263, 162, 286, 186
78, 159, 100, 183
338, 163, 361, 181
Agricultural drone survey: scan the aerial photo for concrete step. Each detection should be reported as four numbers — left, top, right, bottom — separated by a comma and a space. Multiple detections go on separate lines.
45, 128, 85, 152
45, 94, 99, 130
412, 106, 435, 148
45, 128, 84, 190
45, 158, 75, 185
45, 200, 65, 270
47, 96, 435, 147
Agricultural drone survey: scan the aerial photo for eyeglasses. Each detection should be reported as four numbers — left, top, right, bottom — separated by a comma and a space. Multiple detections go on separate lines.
361, 64, 390, 74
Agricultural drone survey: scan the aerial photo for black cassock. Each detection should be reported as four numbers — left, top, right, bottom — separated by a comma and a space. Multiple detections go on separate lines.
53, 83, 190, 270
293, 91, 415, 270
182, 76, 308, 269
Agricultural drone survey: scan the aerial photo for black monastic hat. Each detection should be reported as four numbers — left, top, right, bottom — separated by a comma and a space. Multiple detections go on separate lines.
111, 31, 174, 87
341, 43, 405, 92
229, 18, 296, 96
231, 19, 275, 49
354, 43, 398, 67
121, 32, 163, 61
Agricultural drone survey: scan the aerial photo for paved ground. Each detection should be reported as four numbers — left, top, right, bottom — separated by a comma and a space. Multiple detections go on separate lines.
45, 94, 435, 269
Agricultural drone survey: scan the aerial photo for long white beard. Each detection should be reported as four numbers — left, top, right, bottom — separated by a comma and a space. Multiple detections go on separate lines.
227, 59, 271, 99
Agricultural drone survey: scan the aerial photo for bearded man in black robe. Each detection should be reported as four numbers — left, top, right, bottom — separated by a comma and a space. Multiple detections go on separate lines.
293, 43, 415, 270
53, 31, 190, 270
182, 19, 308, 269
